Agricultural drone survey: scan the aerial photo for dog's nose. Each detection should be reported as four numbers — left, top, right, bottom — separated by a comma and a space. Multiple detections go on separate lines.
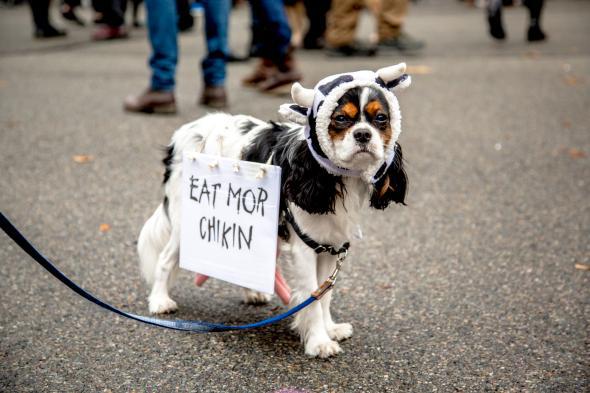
353, 129, 372, 144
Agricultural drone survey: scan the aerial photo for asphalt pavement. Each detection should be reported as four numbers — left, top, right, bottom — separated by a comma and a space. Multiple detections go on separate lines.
1, 1, 589, 392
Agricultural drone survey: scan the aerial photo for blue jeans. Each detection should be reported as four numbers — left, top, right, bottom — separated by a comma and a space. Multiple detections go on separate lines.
201, 0, 230, 87
145, 0, 178, 92
145, 0, 230, 91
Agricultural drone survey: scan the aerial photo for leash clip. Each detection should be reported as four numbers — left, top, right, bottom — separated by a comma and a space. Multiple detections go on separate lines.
311, 247, 348, 300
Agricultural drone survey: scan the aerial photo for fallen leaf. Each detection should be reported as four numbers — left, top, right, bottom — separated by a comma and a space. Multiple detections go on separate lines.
562, 119, 572, 129
99, 223, 111, 233
568, 148, 587, 159
406, 65, 432, 75
574, 263, 589, 271
73, 155, 94, 164
563, 74, 581, 86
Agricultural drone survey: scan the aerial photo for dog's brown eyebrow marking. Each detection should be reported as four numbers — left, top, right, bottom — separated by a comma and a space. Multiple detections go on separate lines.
342, 102, 359, 118
365, 100, 383, 117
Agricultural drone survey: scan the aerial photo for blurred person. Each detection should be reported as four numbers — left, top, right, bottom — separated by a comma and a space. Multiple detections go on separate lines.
325, 0, 424, 57
92, 0, 129, 40
487, 0, 546, 42
242, 0, 302, 92
27, 0, 67, 38
302, 0, 331, 49
123, 0, 231, 112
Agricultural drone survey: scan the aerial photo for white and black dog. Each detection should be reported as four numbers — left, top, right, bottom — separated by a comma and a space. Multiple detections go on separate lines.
138, 63, 410, 357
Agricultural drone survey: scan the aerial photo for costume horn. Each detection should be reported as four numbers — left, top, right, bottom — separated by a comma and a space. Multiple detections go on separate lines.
291, 82, 315, 108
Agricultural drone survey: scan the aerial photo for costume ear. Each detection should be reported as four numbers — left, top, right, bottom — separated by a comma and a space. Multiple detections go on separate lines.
376, 62, 412, 92
278, 103, 309, 125
282, 141, 343, 215
370, 143, 408, 209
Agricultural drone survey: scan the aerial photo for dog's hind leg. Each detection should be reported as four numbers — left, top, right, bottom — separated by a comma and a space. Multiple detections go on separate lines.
317, 254, 353, 342
148, 228, 180, 314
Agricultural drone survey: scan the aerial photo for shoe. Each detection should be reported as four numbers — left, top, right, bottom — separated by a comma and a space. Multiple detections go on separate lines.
379, 32, 425, 51
242, 58, 276, 86
92, 25, 128, 41
258, 69, 302, 92
61, 7, 85, 26
199, 86, 228, 109
34, 25, 67, 39
325, 44, 377, 57
124, 89, 177, 114
527, 24, 546, 42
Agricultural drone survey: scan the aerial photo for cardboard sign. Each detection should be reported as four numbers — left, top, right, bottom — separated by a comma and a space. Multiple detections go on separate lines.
179, 153, 281, 294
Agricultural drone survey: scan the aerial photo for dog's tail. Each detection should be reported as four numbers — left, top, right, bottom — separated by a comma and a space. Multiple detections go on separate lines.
137, 203, 171, 286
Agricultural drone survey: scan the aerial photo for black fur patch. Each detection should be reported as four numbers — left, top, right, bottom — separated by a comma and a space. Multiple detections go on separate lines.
241, 121, 343, 215
370, 143, 407, 209
318, 75, 354, 96
162, 145, 174, 184
241, 121, 289, 164
239, 119, 258, 135
289, 104, 308, 115
281, 141, 345, 215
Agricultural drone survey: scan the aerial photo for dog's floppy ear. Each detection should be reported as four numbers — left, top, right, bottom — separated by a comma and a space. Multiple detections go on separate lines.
278, 82, 315, 125
281, 141, 343, 215
370, 143, 408, 209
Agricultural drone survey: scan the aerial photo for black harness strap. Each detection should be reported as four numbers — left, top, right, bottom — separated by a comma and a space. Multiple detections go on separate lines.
283, 207, 350, 255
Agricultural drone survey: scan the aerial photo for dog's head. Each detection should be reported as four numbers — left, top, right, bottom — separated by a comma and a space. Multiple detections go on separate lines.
279, 63, 410, 211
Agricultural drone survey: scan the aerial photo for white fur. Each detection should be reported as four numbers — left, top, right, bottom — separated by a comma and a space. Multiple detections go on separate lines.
138, 113, 378, 358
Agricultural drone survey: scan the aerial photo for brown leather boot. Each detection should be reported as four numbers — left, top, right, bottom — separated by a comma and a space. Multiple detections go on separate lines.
123, 89, 177, 114
257, 52, 302, 92
199, 86, 228, 109
242, 58, 276, 87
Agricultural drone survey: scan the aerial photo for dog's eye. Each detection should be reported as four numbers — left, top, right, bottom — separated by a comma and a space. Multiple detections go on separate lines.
375, 114, 388, 122
335, 115, 347, 122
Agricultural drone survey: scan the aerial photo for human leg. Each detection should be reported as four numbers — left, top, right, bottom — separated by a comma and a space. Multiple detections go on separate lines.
377, 0, 424, 50
200, 0, 230, 108
124, 0, 178, 113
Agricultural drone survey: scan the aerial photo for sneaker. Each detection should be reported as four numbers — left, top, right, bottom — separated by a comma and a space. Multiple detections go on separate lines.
92, 25, 128, 41
124, 89, 177, 114
199, 86, 228, 109
379, 32, 425, 51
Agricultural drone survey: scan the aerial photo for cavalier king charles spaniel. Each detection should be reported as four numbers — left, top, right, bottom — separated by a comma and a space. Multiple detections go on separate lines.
138, 63, 411, 357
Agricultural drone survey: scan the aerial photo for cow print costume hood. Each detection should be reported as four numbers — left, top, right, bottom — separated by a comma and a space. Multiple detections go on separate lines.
279, 63, 411, 184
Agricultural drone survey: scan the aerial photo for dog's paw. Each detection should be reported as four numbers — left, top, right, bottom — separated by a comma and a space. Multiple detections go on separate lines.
327, 322, 353, 342
305, 337, 342, 358
243, 290, 271, 305
148, 295, 178, 314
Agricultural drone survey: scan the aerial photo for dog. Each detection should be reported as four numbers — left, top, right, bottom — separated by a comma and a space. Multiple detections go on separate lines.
137, 63, 410, 358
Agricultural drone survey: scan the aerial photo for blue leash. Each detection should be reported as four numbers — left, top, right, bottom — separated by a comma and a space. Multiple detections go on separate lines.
0, 212, 344, 332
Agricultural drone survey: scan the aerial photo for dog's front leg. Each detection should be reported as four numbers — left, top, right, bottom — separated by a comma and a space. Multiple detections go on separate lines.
287, 240, 342, 358
148, 231, 180, 314
317, 254, 353, 342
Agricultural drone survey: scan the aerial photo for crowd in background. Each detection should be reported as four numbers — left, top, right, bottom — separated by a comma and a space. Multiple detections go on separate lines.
12, 0, 546, 112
